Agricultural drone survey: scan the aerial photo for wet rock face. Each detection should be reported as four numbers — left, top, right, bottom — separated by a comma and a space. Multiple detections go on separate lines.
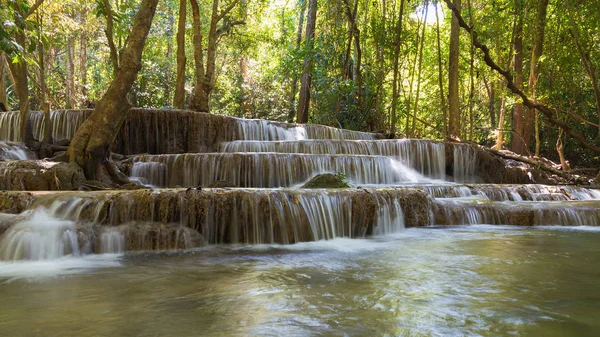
302, 174, 350, 188
0, 161, 85, 191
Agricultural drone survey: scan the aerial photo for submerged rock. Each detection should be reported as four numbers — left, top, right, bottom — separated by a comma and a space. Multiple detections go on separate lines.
302, 173, 350, 188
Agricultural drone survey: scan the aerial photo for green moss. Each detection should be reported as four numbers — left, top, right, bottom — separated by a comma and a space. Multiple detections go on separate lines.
301, 173, 350, 189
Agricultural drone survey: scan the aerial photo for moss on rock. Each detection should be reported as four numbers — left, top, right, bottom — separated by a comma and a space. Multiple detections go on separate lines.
302, 173, 350, 188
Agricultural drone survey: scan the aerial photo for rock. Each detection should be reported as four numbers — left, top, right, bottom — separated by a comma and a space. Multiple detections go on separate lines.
208, 180, 237, 188
301, 173, 350, 188
0, 160, 85, 191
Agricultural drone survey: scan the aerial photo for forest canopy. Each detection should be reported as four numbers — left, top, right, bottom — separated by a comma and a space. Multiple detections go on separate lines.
1, 0, 599, 166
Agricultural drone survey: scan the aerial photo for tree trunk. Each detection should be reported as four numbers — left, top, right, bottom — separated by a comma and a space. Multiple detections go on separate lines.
287, 0, 307, 123
296, 0, 318, 124
467, 0, 474, 141
189, 0, 205, 111
448, 0, 461, 139
67, 35, 76, 108
7, 30, 33, 146
0, 54, 7, 111
435, 1, 446, 137
239, 56, 250, 117
411, 1, 428, 137
390, 0, 406, 137
173, 0, 187, 109
103, 0, 120, 76
164, 3, 175, 104
494, 96, 506, 149
522, 0, 549, 152
190, 0, 239, 113
68, 0, 158, 179
511, 0, 525, 154
79, 6, 89, 100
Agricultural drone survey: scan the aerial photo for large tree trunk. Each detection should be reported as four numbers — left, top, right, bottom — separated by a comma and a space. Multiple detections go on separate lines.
448, 0, 461, 139
390, 0, 406, 137
189, 0, 205, 111
296, 0, 318, 124
173, 0, 187, 109
511, 0, 525, 154
522, 0, 549, 152
287, 0, 307, 123
7, 40, 33, 146
68, 0, 158, 179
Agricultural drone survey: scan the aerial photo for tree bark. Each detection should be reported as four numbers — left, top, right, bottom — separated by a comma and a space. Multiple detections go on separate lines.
67, 35, 76, 108
287, 0, 306, 123
190, 0, 240, 112
296, 0, 317, 124
522, 0, 549, 152
390, 0, 406, 137
448, 0, 461, 139
68, 0, 158, 179
0, 54, 7, 111
435, 1, 447, 137
78, 5, 89, 100
103, 0, 120, 76
411, 1, 429, 137
511, 0, 525, 154
173, 0, 187, 109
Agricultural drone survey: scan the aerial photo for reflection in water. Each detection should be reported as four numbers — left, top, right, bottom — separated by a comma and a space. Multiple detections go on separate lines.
1, 227, 599, 336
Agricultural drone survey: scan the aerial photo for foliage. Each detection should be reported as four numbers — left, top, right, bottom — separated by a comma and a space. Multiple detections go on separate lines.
1, 0, 599, 166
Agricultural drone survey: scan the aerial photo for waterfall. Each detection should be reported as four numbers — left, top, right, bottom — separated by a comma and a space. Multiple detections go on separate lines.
0, 112, 22, 141
0, 209, 85, 261
219, 139, 446, 179
374, 198, 405, 235
100, 230, 126, 254
453, 145, 477, 183
130, 153, 432, 188
0, 142, 34, 161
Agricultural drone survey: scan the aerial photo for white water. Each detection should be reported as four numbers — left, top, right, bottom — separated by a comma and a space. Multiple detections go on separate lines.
0, 209, 84, 261
130, 153, 433, 188
219, 139, 446, 179
0, 142, 33, 161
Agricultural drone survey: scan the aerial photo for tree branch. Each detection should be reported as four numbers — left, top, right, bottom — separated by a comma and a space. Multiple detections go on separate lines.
24, 0, 45, 19
217, 0, 239, 22
442, 0, 600, 153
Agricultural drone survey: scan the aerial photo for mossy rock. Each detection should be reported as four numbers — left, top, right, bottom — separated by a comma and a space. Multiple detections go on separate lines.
208, 180, 237, 188
301, 173, 350, 188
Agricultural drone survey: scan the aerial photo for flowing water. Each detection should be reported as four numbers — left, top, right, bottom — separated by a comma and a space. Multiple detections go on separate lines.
1, 226, 600, 336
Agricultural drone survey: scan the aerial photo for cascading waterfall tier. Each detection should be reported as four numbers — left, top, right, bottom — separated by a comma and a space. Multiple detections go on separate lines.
433, 197, 600, 226
0, 109, 376, 155
0, 142, 34, 161
0, 189, 429, 251
129, 153, 432, 188
219, 139, 446, 179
